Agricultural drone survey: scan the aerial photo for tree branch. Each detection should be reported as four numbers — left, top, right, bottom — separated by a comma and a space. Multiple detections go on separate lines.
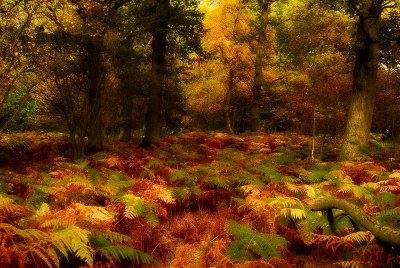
310, 197, 400, 247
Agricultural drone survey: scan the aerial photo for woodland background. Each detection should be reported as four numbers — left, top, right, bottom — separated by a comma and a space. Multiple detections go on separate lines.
0, 0, 400, 267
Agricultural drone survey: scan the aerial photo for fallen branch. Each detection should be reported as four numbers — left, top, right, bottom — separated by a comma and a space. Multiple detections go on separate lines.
310, 197, 400, 247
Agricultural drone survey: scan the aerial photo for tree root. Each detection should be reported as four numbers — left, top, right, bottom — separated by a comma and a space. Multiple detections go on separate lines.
309, 197, 400, 247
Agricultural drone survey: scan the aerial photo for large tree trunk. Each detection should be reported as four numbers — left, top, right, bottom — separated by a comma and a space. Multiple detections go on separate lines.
141, 0, 169, 147
86, 40, 104, 152
339, 4, 381, 161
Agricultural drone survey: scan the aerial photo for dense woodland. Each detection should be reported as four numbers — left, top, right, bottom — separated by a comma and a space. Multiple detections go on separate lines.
1, 0, 400, 267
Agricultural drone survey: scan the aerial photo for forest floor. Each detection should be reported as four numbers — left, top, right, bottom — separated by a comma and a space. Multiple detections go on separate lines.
0, 131, 399, 268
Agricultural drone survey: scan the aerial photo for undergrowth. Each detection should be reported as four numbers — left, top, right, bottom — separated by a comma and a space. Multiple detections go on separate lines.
0, 131, 399, 267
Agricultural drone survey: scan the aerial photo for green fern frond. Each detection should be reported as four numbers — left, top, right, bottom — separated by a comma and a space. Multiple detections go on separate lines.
257, 166, 283, 182
204, 176, 231, 189
299, 209, 330, 234
92, 230, 132, 244
302, 170, 335, 184
375, 192, 397, 207
102, 171, 133, 196
170, 186, 201, 201
144, 158, 164, 170
99, 246, 153, 264
377, 208, 399, 225
117, 194, 146, 219
338, 184, 375, 202
34, 203, 51, 217
226, 221, 287, 262
265, 152, 297, 165
263, 196, 303, 209
51, 226, 93, 267
333, 216, 355, 234
280, 208, 306, 220
237, 171, 266, 188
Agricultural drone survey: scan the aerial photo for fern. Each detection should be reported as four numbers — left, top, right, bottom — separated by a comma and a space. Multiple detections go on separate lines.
90, 234, 153, 264
226, 221, 287, 262
51, 226, 93, 267
333, 215, 355, 234
203, 176, 231, 189
152, 184, 176, 203
257, 165, 284, 183
299, 209, 330, 234
377, 208, 399, 225
343, 231, 374, 245
375, 191, 397, 207
302, 170, 335, 184
99, 246, 153, 264
117, 194, 147, 219
74, 203, 115, 222
92, 230, 132, 244
0, 223, 59, 268
335, 260, 364, 268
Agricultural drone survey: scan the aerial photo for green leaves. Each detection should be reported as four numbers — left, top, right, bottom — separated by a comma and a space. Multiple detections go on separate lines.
226, 221, 287, 261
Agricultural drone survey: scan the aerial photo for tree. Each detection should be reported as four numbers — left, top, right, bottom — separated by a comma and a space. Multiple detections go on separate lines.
38, 0, 128, 156
339, 0, 399, 160
0, 0, 40, 131
274, 0, 352, 159
138, 0, 204, 147
249, 0, 278, 131
203, 0, 254, 133
139, 0, 170, 147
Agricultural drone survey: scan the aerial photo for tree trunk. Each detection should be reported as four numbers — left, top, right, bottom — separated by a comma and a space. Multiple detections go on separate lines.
339, 6, 381, 161
251, 53, 263, 131
250, 0, 272, 131
119, 76, 134, 142
225, 68, 234, 134
310, 197, 400, 247
86, 40, 104, 152
141, 0, 169, 147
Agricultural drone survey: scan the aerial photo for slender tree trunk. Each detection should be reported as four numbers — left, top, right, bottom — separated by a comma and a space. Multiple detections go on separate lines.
339, 8, 381, 161
86, 40, 104, 152
251, 53, 263, 131
141, 0, 169, 147
119, 76, 134, 142
225, 68, 234, 134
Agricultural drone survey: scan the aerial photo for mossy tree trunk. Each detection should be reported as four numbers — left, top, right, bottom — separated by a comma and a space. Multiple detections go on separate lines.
310, 197, 400, 247
339, 2, 382, 160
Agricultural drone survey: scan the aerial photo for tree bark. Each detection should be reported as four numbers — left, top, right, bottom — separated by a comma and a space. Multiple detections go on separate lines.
310, 197, 400, 247
86, 40, 104, 152
141, 0, 169, 147
250, 0, 273, 131
119, 74, 134, 142
225, 68, 234, 134
339, 4, 381, 160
